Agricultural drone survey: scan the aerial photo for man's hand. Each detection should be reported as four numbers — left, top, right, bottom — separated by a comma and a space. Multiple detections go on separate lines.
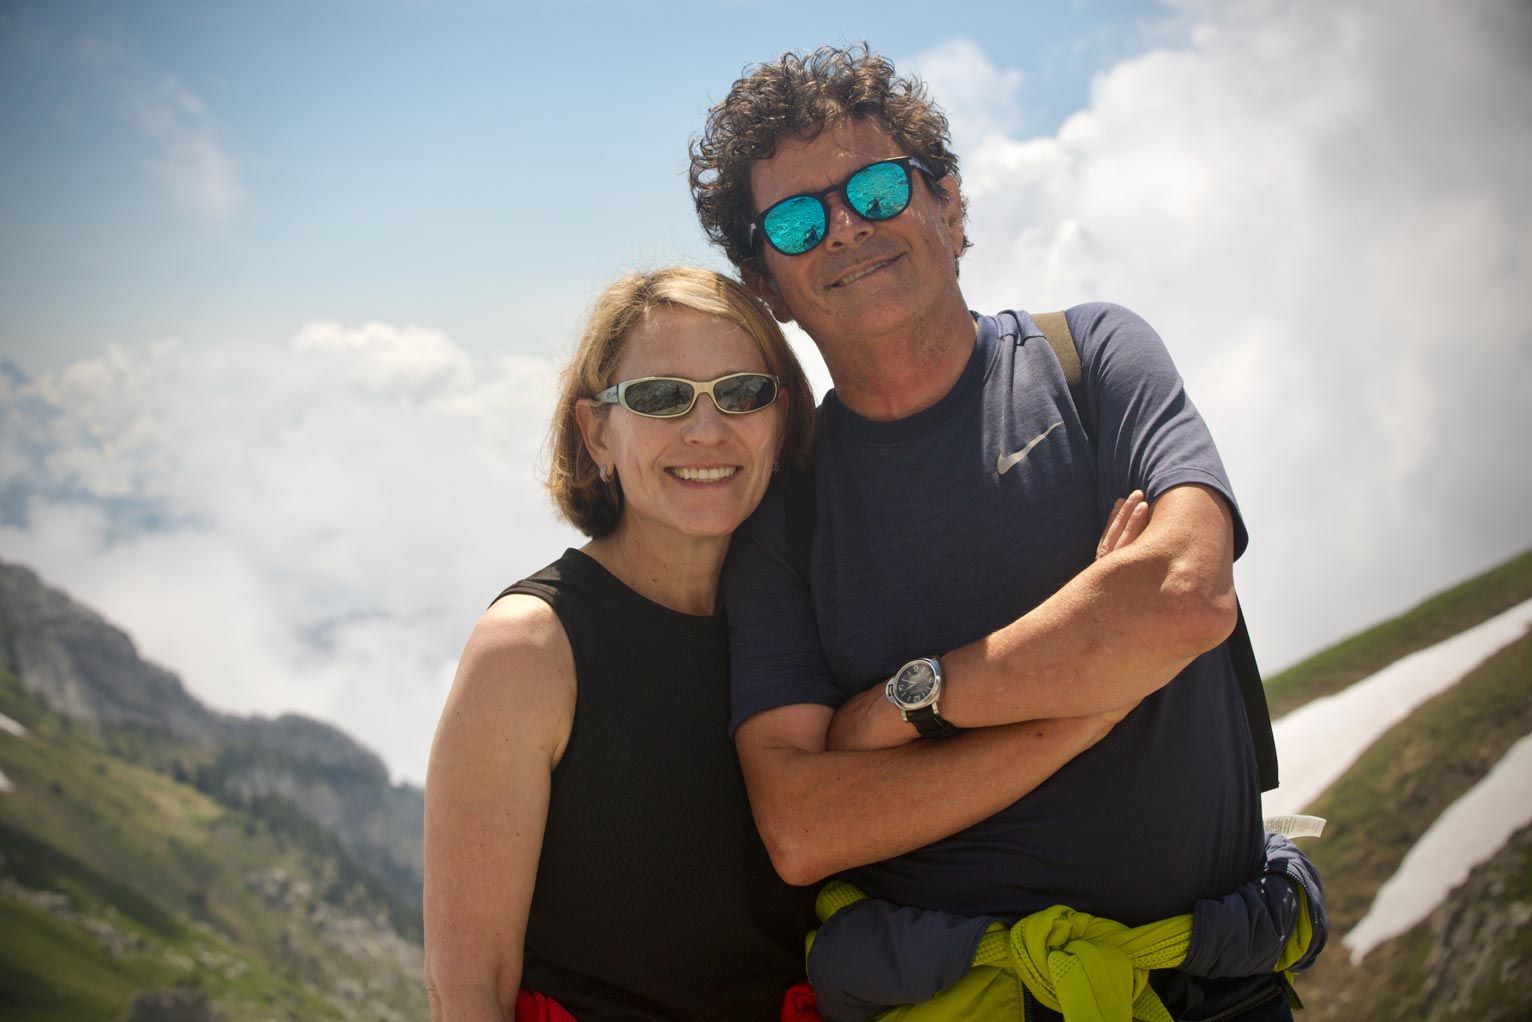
1099, 489, 1149, 560
825, 492, 1151, 752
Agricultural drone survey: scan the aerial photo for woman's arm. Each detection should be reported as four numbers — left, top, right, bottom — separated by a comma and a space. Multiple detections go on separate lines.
424, 595, 576, 1022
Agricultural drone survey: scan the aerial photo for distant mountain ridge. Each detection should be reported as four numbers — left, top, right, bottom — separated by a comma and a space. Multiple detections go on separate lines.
0, 559, 429, 1019
0, 561, 222, 740
0, 560, 424, 918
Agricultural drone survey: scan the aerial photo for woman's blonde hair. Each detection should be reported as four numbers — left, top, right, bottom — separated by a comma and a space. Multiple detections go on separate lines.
548, 267, 816, 537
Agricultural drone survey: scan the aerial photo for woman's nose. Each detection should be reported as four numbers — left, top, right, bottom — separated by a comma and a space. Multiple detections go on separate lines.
679, 394, 728, 440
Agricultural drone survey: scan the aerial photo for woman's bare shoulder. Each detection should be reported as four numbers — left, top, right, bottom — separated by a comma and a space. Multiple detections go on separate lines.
470, 592, 570, 662
434, 593, 576, 772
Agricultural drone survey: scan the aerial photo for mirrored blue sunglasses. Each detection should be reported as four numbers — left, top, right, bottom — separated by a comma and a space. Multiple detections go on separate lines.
749, 156, 939, 257
592, 372, 780, 418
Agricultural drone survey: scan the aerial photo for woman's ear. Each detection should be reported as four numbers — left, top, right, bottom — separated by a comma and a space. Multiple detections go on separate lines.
574, 400, 610, 473
744, 266, 794, 325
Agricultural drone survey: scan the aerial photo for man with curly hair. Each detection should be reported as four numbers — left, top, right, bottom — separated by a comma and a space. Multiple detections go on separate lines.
691, 46, 1319, 1021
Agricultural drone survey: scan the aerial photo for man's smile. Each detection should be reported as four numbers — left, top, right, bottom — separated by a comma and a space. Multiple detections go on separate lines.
828, 254, 900, 288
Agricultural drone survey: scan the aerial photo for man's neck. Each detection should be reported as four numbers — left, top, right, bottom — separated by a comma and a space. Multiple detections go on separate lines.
820, 299, 979, 422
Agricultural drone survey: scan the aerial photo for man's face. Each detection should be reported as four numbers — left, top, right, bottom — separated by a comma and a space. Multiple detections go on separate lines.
747, 117, 966, 358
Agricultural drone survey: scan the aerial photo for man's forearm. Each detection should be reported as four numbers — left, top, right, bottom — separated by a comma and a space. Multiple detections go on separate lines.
943, 485, 1236, 726
739, 708, 1112, 885
828, 485, 1236, 751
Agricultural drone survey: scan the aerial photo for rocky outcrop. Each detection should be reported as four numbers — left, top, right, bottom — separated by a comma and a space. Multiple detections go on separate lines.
0, 559, 424, 914
210, 720, 425, 908
0, 562, 224, 741
127, 988, 218, 1022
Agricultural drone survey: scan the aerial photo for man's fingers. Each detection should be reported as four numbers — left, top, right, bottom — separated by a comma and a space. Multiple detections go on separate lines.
1097, 490, 1146, 559
1098, 498, 1129, 558
1119, 500, 1149, 547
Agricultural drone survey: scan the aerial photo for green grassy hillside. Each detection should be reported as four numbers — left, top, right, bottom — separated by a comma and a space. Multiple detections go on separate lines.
1287, 630, 1532, 1019
0, 670, 425, 1021
1264, 549, 1532, 718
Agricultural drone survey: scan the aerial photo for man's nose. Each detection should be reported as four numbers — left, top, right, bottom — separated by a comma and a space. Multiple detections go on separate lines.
822, 193, 874, 248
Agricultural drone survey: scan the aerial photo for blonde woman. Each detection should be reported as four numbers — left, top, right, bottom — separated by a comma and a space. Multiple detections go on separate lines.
424, 268, 818, 1020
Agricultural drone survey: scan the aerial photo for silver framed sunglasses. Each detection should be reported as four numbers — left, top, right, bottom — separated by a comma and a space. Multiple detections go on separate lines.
592, 372, 780, 418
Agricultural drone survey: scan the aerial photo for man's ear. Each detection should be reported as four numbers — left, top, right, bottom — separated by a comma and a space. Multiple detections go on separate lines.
938, 176, 966, 257
574, 400, 610, 472
743, 265, 794, 325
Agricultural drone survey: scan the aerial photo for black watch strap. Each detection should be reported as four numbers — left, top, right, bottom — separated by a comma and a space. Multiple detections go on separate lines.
905, 704, 958, 739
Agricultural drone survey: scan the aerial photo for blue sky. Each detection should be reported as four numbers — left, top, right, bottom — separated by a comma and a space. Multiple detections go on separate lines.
2, 0, 1528, 784
2, 0, 1156, 373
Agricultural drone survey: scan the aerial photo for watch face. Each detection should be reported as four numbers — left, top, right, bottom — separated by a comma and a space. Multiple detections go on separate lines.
893, 660, 938, 707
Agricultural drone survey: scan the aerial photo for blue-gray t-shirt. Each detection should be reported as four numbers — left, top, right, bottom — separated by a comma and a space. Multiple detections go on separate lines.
724, 303, 1263, 926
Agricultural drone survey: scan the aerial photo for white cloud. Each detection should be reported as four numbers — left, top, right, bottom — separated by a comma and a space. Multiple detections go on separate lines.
938, 0, 1532, 668
292, 321, 474, 396
1, 324, 578, 784
80, 37, 244, 221
128, 75, 244, 221
906, 39, 1026, 149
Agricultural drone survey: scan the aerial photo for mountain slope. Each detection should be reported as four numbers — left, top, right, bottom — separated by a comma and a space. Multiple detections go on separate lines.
1262, 549, 1532, 718
0, 561, 424, 919
0, 668, 426, 1020
1270, 559, 1532, 1019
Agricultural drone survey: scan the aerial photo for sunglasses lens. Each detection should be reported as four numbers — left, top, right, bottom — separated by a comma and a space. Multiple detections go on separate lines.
762, 195, 827, 255
846, 161, 911, 222
624, 379, 695, 417
713, 374, 778, 413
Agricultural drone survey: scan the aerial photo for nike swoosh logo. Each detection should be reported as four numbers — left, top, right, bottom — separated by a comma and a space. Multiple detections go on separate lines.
996, 421, 1064, 476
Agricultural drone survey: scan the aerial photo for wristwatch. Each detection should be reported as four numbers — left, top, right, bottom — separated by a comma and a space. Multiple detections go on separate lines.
884, 657, 958, 738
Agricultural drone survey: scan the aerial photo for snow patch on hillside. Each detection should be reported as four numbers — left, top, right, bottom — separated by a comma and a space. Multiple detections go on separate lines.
1346, 731, 1532, 962
0, 711, 30, 792
1263, 599, 1532, 818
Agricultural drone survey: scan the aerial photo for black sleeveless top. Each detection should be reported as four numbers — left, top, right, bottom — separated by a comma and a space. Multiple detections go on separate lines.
498, 550, 816, 1021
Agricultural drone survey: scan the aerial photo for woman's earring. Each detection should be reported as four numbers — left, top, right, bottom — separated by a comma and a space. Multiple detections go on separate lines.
599, 464, 613, 484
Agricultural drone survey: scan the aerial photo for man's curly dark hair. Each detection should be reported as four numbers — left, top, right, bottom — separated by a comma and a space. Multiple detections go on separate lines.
689, 44, 969, 280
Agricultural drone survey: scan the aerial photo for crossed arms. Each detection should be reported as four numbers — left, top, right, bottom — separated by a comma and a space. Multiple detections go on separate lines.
734, 483, 1237, 886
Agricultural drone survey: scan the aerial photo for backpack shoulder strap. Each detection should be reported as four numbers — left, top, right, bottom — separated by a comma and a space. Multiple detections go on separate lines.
1229, 604, 1280, 791
1027, 308, 1279, 792
1005, 310, 1094, 446
1031, 311, 1085, 406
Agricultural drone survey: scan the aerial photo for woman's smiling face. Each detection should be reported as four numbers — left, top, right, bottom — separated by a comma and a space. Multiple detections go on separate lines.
579, 306, 786, 543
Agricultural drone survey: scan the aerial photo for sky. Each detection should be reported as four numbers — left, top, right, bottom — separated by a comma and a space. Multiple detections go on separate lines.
1, 0, 1529, 786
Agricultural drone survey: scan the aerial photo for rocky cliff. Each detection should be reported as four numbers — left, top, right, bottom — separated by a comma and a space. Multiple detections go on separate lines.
0, 560, 423, 914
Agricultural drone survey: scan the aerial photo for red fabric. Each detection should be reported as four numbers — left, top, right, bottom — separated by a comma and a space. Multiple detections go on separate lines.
516, 983, 815, 1022
515, 989, 578, 1022
780, 980, 822, 1022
